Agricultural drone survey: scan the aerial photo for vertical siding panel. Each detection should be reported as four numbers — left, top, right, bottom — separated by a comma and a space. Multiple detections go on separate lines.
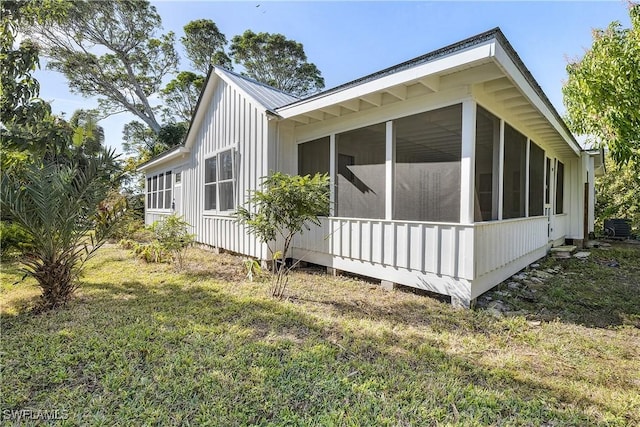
361, 221, 371, 262
342, 219, 351, 258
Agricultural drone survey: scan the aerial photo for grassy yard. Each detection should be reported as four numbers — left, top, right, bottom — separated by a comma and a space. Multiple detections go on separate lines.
1, 243, 639, 426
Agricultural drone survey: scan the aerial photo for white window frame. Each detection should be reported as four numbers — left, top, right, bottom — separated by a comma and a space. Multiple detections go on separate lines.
146, 170, 173, 211
203, 148, 236, 214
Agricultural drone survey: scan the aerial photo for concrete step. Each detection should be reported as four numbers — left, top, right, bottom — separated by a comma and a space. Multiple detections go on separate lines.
550, 245, 577, 259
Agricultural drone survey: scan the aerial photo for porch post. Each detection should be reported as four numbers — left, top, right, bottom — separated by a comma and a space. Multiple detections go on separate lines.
329, 134, 336, 216
497, 120, 505, 220
525, 138, 531, 217
460, 100, 476, 224
385, 120, 394, 220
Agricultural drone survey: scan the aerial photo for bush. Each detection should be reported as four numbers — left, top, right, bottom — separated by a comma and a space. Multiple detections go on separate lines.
120, 215, 194, 269
151, 215, 194, 270
0, 221, 34, 258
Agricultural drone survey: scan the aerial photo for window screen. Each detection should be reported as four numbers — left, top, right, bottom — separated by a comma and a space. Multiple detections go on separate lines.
394, 104, 462, 222
555, 160, 564, 214
298, 137, 330, 176
336, 123, 386, 219
529, 142, 545, 216
474, 106, 500, 221
503, 124, 527, 219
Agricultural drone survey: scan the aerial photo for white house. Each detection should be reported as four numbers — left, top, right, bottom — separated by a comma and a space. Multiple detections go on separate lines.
139, 28, 601, 307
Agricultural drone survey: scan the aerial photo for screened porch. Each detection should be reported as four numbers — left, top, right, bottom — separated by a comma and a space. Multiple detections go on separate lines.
291, 99, 570, 304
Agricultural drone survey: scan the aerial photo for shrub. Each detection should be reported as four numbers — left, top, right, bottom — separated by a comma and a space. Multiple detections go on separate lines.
121, 215, 194, 269
0, 221, 34, 258
151, 215, 194, 270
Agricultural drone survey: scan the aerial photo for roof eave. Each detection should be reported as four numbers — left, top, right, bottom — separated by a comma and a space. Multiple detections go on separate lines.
138, 147, 190, 172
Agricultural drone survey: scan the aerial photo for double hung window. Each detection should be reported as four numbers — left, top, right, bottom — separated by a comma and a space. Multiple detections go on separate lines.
205, 149, 235, 212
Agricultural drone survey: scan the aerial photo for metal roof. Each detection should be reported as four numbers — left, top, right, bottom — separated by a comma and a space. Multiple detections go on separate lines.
275, 28, 502, 110
215, 67, 299, 111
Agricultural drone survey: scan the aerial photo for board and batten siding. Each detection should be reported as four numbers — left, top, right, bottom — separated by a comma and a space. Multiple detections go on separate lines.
182, 78, 269, 259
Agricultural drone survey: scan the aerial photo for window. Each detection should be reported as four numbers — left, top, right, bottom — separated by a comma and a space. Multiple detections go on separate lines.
146, 171, 172, 210
336, 123, 386, 218
474, 106, 500, 221
175, 172, 182, 183
394, 104, 462, 222
298, 137, 330, 176
204, 149, 236, 212
555, 160, 564, 214
528, 142, 545, 216
502, 124, 527, 219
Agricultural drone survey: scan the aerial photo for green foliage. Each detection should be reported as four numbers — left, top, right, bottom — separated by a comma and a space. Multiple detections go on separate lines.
28, 0, 178, 134
124, 215, 194, 269
0, 150, 125, 310
0, 221, 34, 258
181, 19, 231, 74
563, 3, 640, 169
229, 30, 325, 97
0, 0, 66, 127
236, 172, 329, 297
151, 214, 195, 270
595, 158, 640, 233
243, 258, 262, 282
2, 245, 639, 424
133, 240, 167, 264
160, 71, 204, 122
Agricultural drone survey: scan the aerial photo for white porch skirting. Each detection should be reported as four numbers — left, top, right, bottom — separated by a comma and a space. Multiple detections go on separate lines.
292, 216, 551, 306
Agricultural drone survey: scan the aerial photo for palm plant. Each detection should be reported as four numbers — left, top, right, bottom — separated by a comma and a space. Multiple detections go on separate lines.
1, 150, 125, 310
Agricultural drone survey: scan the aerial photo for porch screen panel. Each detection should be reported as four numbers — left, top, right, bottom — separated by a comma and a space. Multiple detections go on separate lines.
298, 137, 329, 176
556, 161, 564, 214
336, 123, 386, 219
394, 104, 462, 222
503, 124, 527, 219
528, 142, 545, 216
474, 106, 500, 222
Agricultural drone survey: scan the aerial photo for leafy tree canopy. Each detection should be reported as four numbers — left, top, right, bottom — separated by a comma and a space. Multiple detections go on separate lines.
1, 0, 66, 128
230, 30, 324, 97
28, 0, 178, 134
595, 158, 640, 232
563, 3, 640, 168
182, 19, 231, 74
161, 71, 204, 122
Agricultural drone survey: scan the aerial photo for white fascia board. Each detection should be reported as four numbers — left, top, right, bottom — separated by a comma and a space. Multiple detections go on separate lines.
138, 148, 190, 172
276, 41, 496, 118
493, 43, 581, 157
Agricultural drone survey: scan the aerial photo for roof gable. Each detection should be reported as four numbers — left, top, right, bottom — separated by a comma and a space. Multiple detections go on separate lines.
215, 67, 299, 112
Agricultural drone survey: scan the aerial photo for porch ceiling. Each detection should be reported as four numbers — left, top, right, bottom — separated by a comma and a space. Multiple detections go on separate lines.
285, 59, 578, 158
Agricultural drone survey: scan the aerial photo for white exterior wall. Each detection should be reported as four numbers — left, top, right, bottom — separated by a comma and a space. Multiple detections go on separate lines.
144, 78, 268, 259
188, 79, 270, 259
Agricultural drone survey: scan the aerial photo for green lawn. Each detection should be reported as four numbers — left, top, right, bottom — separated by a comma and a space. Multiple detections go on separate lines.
1, 244, 639, 426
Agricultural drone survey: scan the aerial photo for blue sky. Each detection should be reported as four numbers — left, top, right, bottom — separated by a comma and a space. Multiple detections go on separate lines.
35, 1, 633, 154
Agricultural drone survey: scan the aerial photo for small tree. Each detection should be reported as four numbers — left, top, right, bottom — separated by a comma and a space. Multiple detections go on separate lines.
0, 151, 125, 310
236, 172, 329, 298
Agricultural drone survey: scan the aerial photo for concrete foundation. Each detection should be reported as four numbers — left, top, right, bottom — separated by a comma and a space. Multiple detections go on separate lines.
380, 280, 397, 291
327, 267, 342, 276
